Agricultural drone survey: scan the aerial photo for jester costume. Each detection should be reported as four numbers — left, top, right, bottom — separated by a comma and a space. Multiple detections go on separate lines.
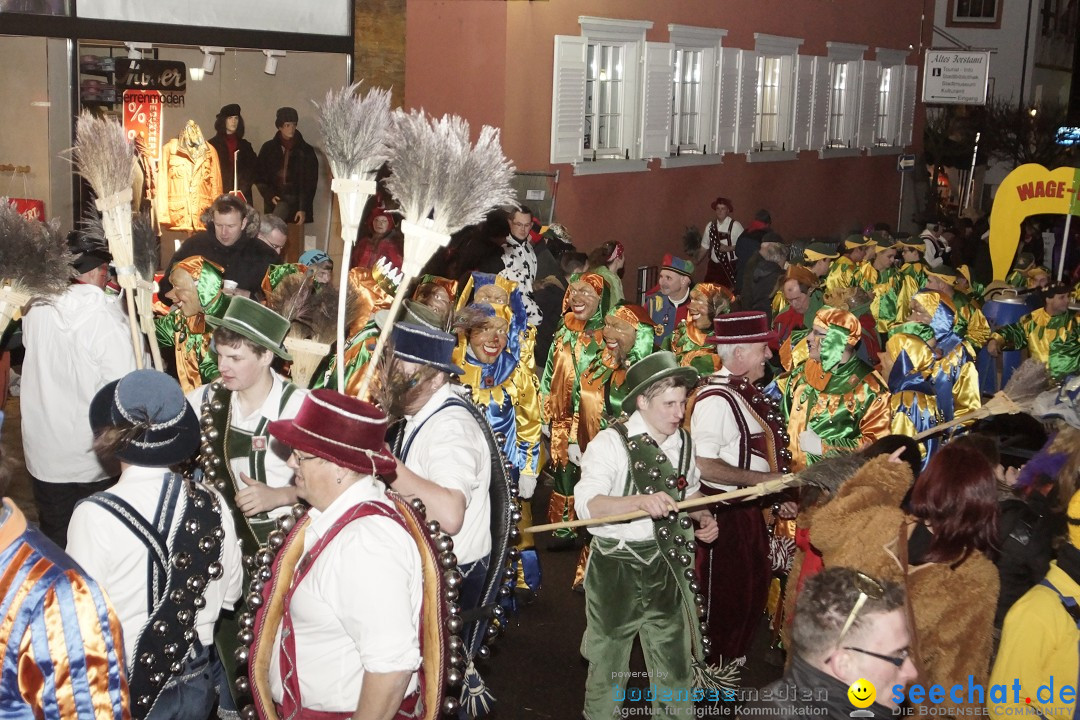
0, 499, 129, 719
778, 307, 891, 470
993, 307, 1080, 382
872, 251, 928, 333
453, 292, 543, 601
581, 304, 656, 427
884, 323, 944, 464
910, 290, 982, 423
824, 256, 860, 294
155, 256, 228, 392
456, 272, 537, 374
664, 283, 726, 376
539, 272, 612, 537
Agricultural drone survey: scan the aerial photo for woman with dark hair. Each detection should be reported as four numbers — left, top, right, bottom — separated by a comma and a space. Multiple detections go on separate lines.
810, 444, 1000, 717
586, 241, 626, 303
208, 104, 258, 203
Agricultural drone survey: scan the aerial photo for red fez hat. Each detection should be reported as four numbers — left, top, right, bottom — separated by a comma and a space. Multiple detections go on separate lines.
708, 311, 778, 345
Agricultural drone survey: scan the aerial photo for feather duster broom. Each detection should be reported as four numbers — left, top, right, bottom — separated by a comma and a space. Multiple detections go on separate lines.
0, 200, 74, 334
71, 111, 144, 368
914, 358, 1050, 440
316, 82, 393, 390
356, 110, 516, 398
264, 269, 339, 388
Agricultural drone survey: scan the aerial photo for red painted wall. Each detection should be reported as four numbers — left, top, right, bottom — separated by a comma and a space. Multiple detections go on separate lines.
406, 0, 928, 297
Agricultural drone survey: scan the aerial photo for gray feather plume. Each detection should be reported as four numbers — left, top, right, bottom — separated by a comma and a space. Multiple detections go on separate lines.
316, 82, 392, 180
0, 200, 74, 296
385, 110, 516, 235
71, 112, 133, 201
131, 212, 159, 282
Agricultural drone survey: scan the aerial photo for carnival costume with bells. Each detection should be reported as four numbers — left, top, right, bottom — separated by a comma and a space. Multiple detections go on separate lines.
539, 272, 612, 537
155, 256, 228, 392
778, 307, 891, 470
193, 297, 297, 709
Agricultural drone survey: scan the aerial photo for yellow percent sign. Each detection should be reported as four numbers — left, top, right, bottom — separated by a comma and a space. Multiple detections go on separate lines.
989, 164, 1080, 280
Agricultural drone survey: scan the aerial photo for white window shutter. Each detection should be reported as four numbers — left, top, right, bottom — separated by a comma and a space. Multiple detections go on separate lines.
716, 47, 741, 153
550, 35, 587, 165
856, 60, 880, 149
734, 49, 758, 153
792, 55, 816, 151
899, 64, 918, 147
808, 58, 830, 151
640, 42, 674, 159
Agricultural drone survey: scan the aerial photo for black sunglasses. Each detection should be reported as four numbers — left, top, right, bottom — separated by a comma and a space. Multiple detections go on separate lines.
843, 645, 910, 668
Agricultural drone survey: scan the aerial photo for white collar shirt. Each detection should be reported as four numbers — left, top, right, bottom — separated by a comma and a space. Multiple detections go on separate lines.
575, 411, 700, 542
66, 465, 243, 666
268, 478, 422, 711
690, 366, 771, 491
400, 383, 491, 564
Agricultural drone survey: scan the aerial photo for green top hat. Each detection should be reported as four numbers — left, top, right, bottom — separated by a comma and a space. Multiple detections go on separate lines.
621, 351, 699, 412
206, 296, 292, 360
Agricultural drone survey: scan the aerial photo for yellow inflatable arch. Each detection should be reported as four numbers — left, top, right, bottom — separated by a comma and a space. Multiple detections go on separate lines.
989, 164, 1080, 280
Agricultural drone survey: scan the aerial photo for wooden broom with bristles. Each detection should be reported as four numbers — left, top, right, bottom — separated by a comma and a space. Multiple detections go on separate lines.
316, 82, 393, 392
913, 358, 1050, 440
0, 200, 74, 335
71, 112, 144, 369
355, 110, 516, 400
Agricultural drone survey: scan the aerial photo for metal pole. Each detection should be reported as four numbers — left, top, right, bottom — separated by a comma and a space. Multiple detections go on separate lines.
1058, 213, 1073, 282
897, 170, 906, 233
963, 132, 981, 211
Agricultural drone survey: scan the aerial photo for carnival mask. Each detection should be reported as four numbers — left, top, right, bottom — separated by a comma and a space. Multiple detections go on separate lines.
469, 316, 510, 365
567, 279, 601, 322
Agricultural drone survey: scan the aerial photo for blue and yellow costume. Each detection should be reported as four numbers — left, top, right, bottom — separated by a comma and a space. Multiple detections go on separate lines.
454, 290, 543, 598
884, 323, 943, 464
0, 499, 130, 719
909, 291, 982, 423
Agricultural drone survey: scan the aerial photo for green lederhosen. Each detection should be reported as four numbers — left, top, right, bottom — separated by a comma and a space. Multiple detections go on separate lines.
580, 421, 709, 719
198, 379, 299, 708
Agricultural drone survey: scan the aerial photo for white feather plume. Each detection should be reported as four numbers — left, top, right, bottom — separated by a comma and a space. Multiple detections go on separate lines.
316, 82, 392, 180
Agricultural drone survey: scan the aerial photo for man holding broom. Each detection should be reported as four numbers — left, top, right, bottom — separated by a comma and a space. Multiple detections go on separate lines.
575, 351, 719, 720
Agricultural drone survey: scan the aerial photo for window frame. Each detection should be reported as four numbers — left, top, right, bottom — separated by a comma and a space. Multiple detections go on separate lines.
747, 32, 803, 162
819, 41, 867, 158
865, 48, 914, 156
661, 24, 726, 168
946, 0, 1003, 28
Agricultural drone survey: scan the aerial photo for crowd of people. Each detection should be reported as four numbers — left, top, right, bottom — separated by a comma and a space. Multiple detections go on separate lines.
3, 187, 1080, 720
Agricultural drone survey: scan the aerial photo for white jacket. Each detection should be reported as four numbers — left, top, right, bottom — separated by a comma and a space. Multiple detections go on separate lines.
21, 284, 143, 483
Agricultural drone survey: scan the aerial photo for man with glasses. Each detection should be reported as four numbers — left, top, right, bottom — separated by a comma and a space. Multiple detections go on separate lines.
257, 213, 289, 256
500, 205, 543, 326
742, 567, 918, 720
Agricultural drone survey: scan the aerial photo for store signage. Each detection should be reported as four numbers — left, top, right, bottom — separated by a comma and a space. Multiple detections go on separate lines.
123, 90, 163, 161
988, 164, 1080, 279
115, 58, 187, 93
922, 50, 990, 105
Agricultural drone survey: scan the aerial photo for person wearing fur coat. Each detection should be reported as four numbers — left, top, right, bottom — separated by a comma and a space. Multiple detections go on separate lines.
809, 444, 1000, 717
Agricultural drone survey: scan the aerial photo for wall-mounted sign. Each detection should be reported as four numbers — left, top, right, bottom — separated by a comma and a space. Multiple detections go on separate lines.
123, 90, 163, 160
115, 58, 187, 93
922, 50, 990, 105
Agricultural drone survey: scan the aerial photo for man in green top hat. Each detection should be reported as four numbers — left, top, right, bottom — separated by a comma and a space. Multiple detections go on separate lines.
187, 295, 307, 707
575, 351, 720, 719
825, 234, 873, 294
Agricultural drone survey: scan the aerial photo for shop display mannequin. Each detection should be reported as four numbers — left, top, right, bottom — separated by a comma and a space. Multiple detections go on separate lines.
157, 120, 223, 232
208, 103, 257, 204
255, 106, 319, 225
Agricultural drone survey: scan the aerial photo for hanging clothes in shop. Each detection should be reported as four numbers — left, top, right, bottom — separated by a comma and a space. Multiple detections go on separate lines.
157, 120, 222, 232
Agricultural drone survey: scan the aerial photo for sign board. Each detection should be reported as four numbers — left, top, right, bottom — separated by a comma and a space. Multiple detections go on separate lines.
115, 59, 186, 93
897, 154, 916, 172
123, 90, 163, 161
922, 50, 990, 105
988, 164, 1080, 279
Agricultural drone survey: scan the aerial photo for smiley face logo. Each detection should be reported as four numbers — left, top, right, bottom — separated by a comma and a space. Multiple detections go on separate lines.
848, 678, 876, 708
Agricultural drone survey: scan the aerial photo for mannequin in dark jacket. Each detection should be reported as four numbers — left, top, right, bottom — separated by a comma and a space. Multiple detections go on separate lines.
208, 103, 258, 204
255, 107, 319, 224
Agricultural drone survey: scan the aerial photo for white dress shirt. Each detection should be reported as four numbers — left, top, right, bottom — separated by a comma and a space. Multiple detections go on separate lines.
690, 367, 771, 491
701, 217, 745, 263
21, 284, 143, 483
268, 478, 422, 711
188, 373, 307, 519
400, 383, 491, 565
66, 465, 243, 666
576, 411, 701, 542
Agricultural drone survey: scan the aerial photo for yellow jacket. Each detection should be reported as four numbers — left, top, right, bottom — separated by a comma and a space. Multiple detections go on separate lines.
989, 561, 1080, 719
